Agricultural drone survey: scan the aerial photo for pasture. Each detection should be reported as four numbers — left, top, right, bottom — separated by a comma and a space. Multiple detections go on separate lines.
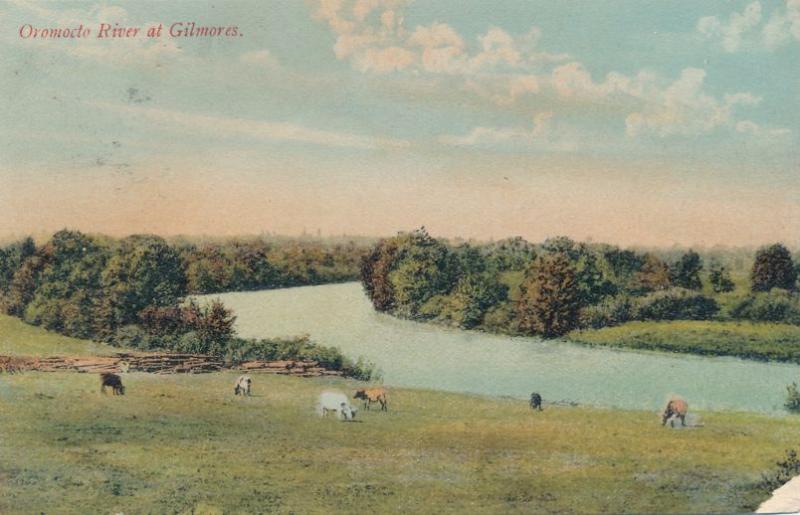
0, 371, 796, 513
568, 320, 800, 363
0, 314, 116, 357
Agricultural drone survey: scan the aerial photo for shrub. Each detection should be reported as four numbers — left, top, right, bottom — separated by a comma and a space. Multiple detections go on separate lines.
786, 382, 800, 413
578, 296, 634, 329
225, 335, 380, 381
731, 289, 800, 324
482, 302, 518, 334
113, 324, 154, 350
761, 449, 800, 493
634, 288, 719, 321
752, 243, 797, 292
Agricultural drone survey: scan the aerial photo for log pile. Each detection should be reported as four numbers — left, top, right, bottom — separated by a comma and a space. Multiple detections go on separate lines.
35, 356, 120, 373
237, 359, 343, 377
116, 353, 224, 374
0, 353, 342, 377
0, 355, 34, 374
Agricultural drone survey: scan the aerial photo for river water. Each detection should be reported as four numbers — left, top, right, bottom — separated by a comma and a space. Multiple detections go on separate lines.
202, 282, 800, 414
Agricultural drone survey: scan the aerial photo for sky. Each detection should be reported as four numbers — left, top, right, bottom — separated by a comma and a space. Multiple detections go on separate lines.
1, 0, 798, 247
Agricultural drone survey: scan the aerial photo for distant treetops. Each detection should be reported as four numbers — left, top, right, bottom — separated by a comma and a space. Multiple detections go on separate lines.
360, 228, 800, 337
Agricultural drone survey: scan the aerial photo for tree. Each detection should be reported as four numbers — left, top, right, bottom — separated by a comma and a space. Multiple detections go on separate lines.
98, 235, 186, 334
752, 243, 797, 292
670, 250, 703, 290
575, 253, 616, 304
709, 261, 735, 293
182, 299, 236, 355
449, 272, 508, 329
632, 253, 671, 294
516, 252, 581, 337
360, 238, 399, 311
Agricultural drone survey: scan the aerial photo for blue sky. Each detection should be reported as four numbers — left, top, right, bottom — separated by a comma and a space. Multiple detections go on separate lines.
0, 0, 798, 246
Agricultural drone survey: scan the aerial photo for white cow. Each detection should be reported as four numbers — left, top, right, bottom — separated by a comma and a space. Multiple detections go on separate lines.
234, 375, 252, 396
318, 391, 357, 421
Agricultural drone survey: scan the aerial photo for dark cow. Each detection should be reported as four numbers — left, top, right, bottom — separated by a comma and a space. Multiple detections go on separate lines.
530, 392, 543, 411
100, 373, 125, 395
662, 398, 688, 427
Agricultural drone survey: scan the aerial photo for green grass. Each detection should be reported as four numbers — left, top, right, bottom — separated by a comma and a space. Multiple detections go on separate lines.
0, 371, 794, 513
568, 320, 800, 363
0, 314, 117, 356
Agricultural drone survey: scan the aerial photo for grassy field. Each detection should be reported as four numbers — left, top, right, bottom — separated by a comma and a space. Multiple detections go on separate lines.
0, 371, 795, 513
0, 313, 117, 356
568, 320, 800, 363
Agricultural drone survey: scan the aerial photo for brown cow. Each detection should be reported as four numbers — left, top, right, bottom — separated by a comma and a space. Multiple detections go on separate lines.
100, 373, 125, 395
354, 387, 387, 411
662, 398, 688, 427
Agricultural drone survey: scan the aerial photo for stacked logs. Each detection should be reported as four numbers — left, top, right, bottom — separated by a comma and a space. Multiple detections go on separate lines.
238, 359, 343, 377
116, 353, 224, 374
35, 355, 120, 373
0, 353, 342, 377
0, 355, 34, 373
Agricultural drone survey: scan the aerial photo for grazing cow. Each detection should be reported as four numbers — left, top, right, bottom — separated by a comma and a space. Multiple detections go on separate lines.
529, 392, 543, 411
662, 398, 688, 427
354, 387, 388, 411
234, 375, 252, 396
100, 373, 125, 395
318, 391, 357, 421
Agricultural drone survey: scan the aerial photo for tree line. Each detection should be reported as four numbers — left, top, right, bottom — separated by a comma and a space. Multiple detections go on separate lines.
0, 230, 375, 378
360, 228, 800, 337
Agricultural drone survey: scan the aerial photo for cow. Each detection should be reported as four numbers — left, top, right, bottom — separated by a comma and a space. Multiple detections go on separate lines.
354, 387, 388, 411
100, 373, 125, 395
318, 391, 357, 421
662, 398, 688, 427
529, 392, 543, 411
234, 375, 252, 396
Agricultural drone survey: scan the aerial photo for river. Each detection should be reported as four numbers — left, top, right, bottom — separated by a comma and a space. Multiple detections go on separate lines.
202, 282, 800, 414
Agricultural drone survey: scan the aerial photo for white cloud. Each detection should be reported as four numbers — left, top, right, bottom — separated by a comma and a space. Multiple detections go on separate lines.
624, 68, 756, 137
240, 49, 280, 68
91, 102, 410, 150
697, 0, 800, 51
311, 0, 565, 76
310, 1, 770, 143
439, 111, 563, 148
736, 120, 792, 137
697, 1, 762, 52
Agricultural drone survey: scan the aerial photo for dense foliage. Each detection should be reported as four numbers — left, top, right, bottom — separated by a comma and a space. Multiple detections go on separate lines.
752, 244, 797, 292
360, 228, 799, 338
0, 231, 376, 379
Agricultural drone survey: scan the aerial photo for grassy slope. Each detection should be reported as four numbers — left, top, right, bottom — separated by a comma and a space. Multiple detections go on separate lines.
0, 371, 793, 514
568, 320, 800, 363
0, 313, 117, 356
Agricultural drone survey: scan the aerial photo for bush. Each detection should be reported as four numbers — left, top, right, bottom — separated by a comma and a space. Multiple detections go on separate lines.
113, 324, 155, 350
761, 449, 800, 493
731, 289, 800, 324
482, 302, 518, 334
634, 288, 719, 321
224, 335, 380, 381
578, 296, 634, 329
786, 382, 800, 413
343, 357, 382, 382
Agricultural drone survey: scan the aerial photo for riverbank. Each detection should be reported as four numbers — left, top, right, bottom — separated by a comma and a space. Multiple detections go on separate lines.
0, 371, 792, 513
567, 320, 800, 364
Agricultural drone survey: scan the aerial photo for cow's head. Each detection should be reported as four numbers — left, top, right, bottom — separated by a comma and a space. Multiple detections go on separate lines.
353, 389, 367, 400
661, 402, 673, 425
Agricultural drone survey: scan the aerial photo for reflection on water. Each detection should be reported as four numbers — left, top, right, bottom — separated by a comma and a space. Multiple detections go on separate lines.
200, 282, 800, 414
